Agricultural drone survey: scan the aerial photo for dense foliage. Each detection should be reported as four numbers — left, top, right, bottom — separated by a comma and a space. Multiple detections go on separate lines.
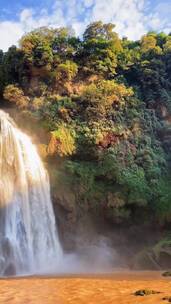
1, 22, 171, 226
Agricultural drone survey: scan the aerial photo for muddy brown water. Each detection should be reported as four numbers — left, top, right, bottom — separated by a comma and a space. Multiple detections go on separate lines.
0, 272, 171, 304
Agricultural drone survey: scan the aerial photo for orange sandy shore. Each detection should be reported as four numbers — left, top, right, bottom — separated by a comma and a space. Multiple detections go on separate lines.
0, 272, 171, 304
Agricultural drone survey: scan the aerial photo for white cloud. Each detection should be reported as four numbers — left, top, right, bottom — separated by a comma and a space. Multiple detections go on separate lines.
0, 21, 23, 51
0, 0, 170, 51
87, 0, 148, 39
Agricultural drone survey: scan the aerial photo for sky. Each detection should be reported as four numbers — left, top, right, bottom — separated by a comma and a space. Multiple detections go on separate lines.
0, 0, 170, 51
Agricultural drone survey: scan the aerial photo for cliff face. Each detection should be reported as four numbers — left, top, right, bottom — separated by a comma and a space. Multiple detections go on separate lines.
2, 108, 171, 269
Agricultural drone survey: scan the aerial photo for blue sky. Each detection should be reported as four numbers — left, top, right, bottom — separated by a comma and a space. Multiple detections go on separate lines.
0, 0, 170, 51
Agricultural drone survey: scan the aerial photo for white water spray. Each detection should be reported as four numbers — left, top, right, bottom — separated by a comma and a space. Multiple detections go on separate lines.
0, 110, 62, 276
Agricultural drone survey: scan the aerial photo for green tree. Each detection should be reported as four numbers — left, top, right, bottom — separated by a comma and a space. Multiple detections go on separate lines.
81, 22, 122, 77
51, 27, 80, 60
141, 35, 157, 53
20, 29, 53, 68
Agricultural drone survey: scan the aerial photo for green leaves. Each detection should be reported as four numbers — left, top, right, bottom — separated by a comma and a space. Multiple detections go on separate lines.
3, 84, 29, 109
48, 124, 76, 157
80, 80, 133, 121
155, 178, 171, 223
53, 60, 78, 82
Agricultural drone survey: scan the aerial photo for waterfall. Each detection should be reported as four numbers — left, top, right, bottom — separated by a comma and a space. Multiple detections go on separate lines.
0, 110, 62, 276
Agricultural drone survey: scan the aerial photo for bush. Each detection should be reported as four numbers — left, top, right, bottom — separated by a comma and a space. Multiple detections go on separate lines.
3, 85, 29, 109
47, 124, 76, 156
54, 60, 78, 82
80, 80, 133, 120
32, 97, 44, 110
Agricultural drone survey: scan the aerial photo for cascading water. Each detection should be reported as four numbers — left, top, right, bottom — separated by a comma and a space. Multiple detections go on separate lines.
0, 110, 62, 276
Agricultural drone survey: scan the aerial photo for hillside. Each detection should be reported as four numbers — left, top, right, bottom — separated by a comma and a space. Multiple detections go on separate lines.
1, 22, 171, 268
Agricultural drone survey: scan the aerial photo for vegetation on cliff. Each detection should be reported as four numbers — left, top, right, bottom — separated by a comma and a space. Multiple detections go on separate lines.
1, 22, 171, 227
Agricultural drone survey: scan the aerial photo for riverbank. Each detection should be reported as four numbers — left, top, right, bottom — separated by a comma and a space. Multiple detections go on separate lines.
0, 272, 171, 303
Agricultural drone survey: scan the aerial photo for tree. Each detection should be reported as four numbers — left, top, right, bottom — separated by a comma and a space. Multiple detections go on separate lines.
81, 22, 122, 77
163, 36, 171, 53
20, 30, 53, 68
3, 46, 24, 85
84, 21, 120, 45
141, 35, 157, 53
51, 27, 80, 60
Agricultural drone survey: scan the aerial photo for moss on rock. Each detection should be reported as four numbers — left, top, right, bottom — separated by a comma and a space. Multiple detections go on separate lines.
134, 289, 160, 296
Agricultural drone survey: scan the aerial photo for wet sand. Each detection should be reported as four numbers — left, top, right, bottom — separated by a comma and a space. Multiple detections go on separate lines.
0, 272, 171, 304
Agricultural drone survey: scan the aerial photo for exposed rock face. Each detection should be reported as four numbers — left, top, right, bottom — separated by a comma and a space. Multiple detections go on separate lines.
53, 195, 78, 251
133, 249, 161, 270
132, 238, 171, 270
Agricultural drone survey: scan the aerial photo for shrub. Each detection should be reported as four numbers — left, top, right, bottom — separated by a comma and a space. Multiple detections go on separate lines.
54, 60, 78, 82
3, 85, 29, 109
80, 80, 133, 120
32, 97, 44, 110
47, 125, 76, 156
